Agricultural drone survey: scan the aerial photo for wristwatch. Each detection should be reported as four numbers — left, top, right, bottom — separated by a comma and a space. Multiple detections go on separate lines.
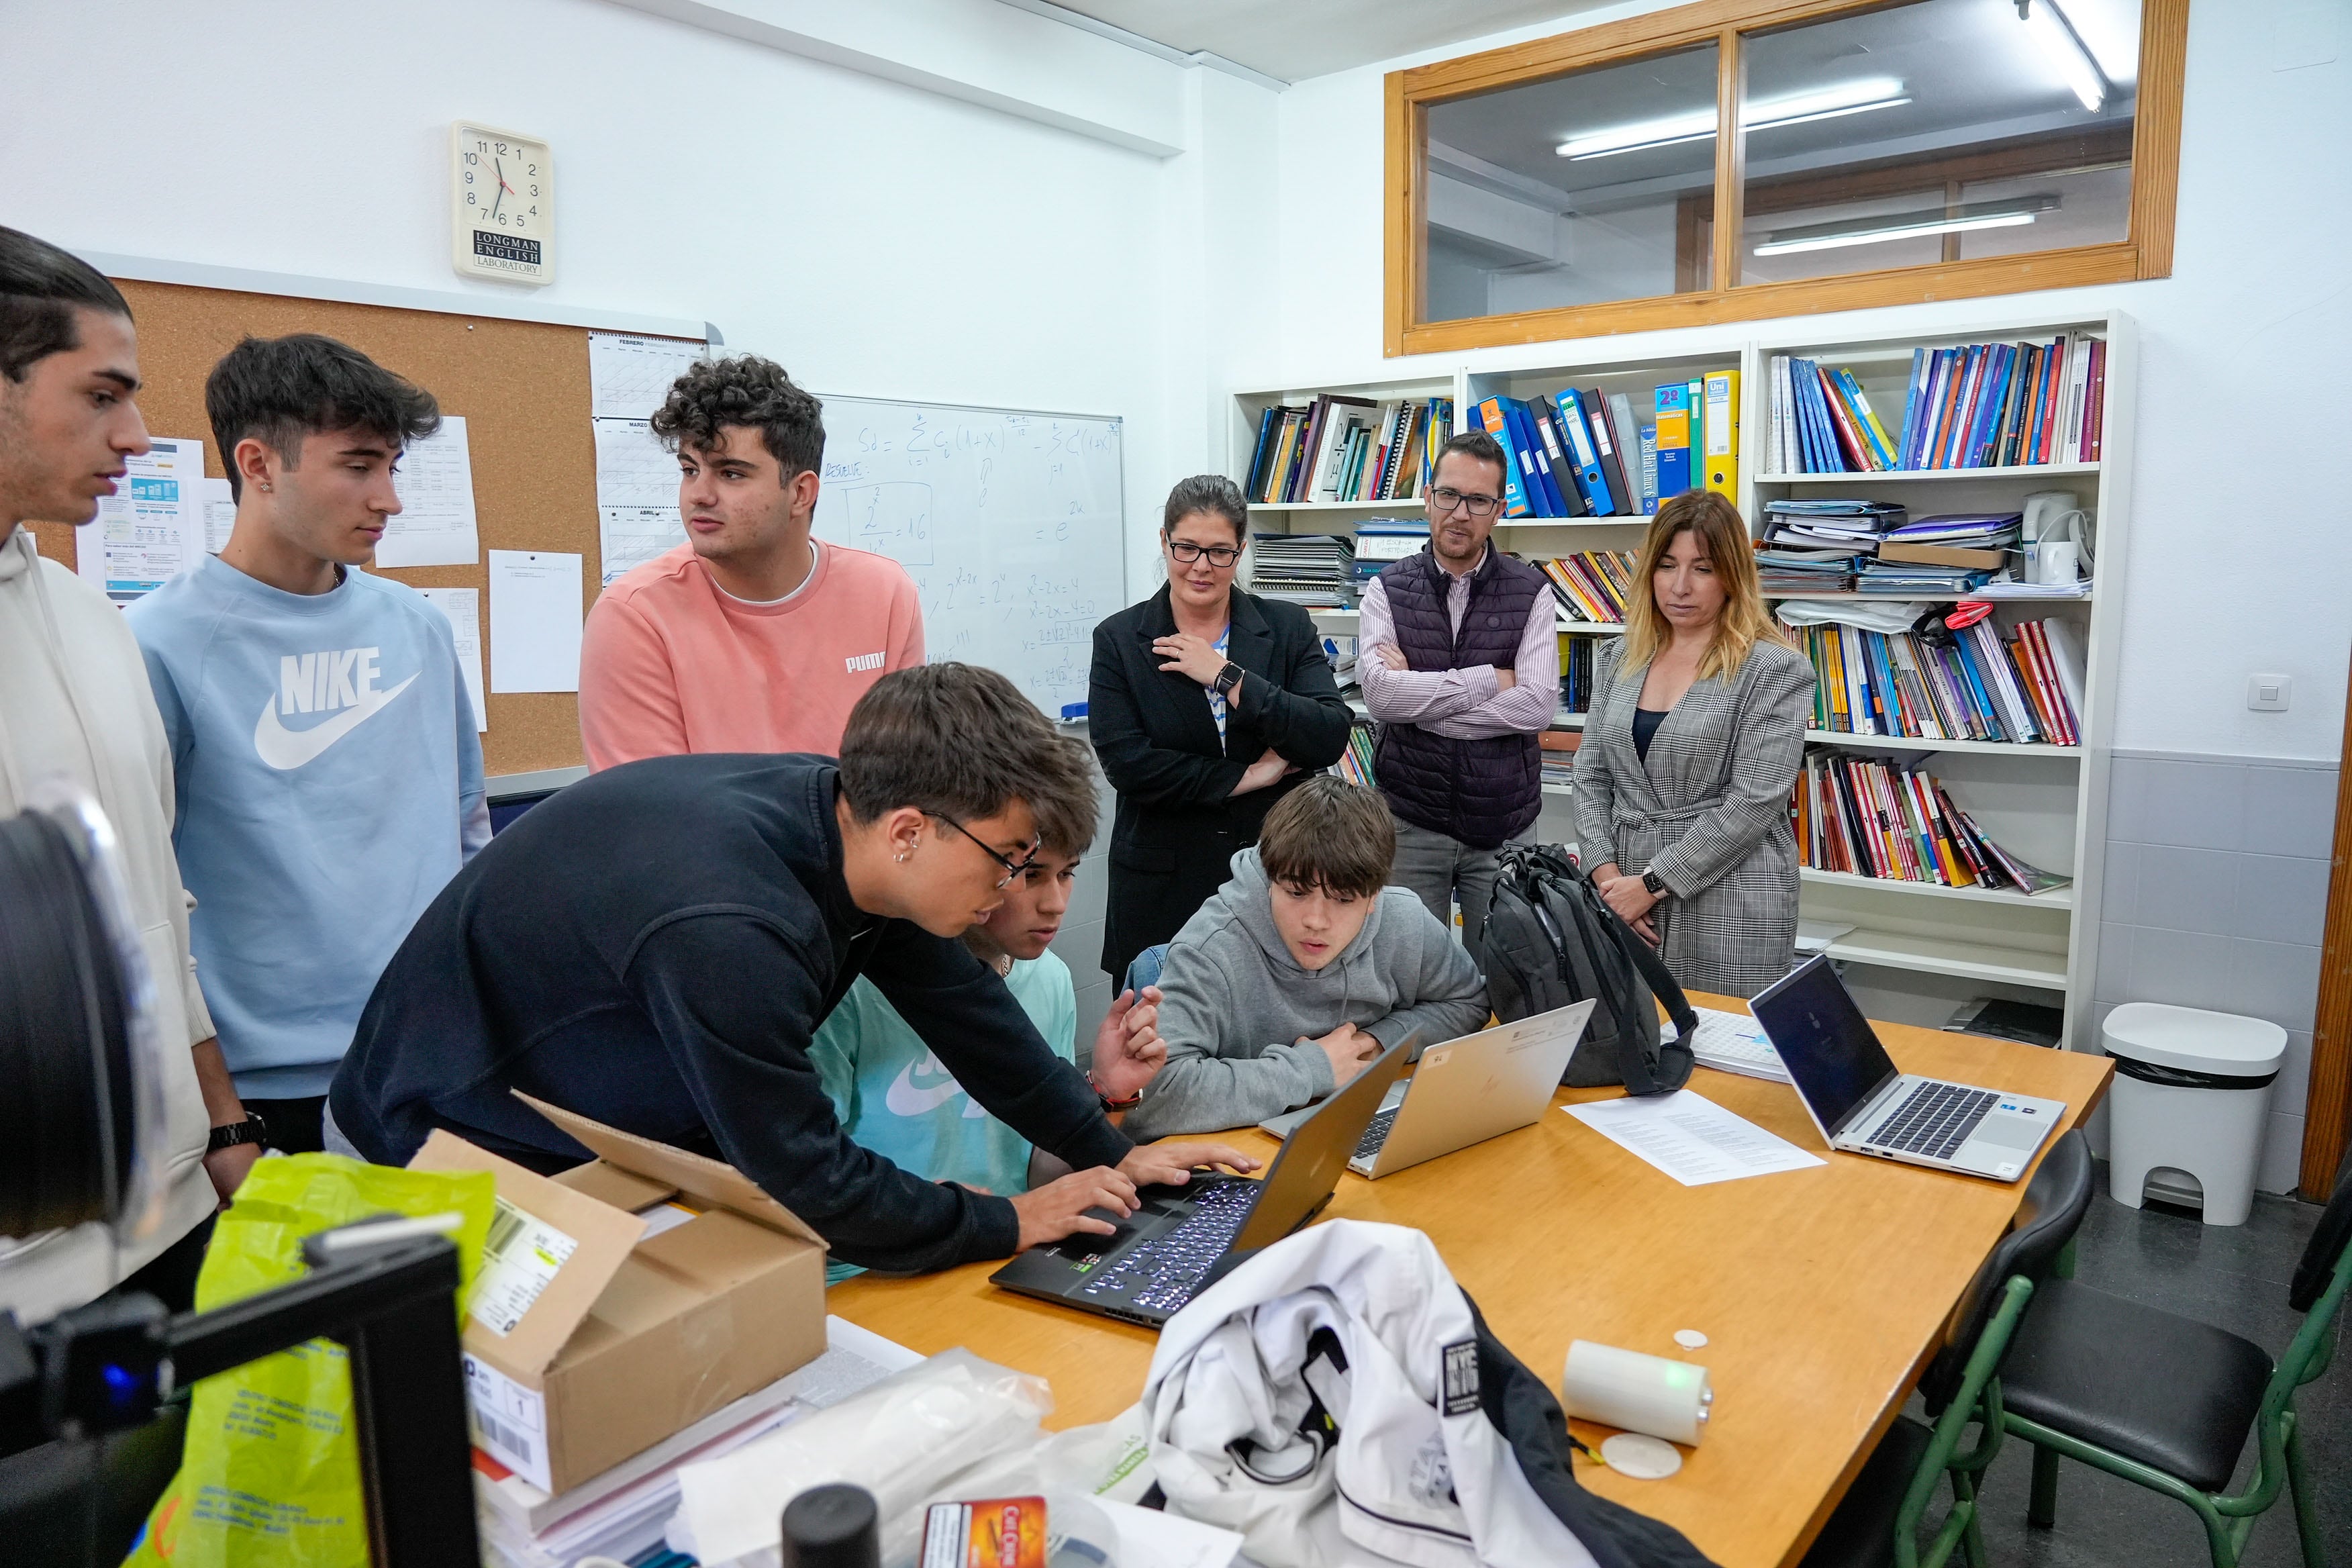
1088, 1073, 1142, 1113
207, 1112, 269, 1155
1210, 660, 1244, 699
1640, 867, 1669, 899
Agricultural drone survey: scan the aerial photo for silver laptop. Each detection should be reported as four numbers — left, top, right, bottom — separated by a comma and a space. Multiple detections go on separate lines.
1749, 954, 2063, 1182
1258, 1001, 1596, 1179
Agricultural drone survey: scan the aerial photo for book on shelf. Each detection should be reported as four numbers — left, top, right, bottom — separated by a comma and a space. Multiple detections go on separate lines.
1796, 750, 2071, 896
1784, 614, 2083, 746
1768, 333, 2106, 475
1466, 376, 1730, 520
1246, 395, 1452, 505
1534, 550, 1638, 624
1333, 722, 1377, 788
1557, 634, 1598, 715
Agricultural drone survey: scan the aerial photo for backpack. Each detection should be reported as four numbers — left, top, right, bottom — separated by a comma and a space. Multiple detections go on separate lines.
1480, 843, 1696, 1094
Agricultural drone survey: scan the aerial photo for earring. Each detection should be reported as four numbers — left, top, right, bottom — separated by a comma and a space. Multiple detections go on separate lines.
895, 850, 909, 863
258, 482, 272, 492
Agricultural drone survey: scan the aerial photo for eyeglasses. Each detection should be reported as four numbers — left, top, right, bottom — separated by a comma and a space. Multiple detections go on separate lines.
1167, 538, 1242, 569
1428, 485, 1502, 519
930, 813, 1041, 889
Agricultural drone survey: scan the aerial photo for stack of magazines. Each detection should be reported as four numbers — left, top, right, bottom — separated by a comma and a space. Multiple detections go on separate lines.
1248, 533, 1356, 607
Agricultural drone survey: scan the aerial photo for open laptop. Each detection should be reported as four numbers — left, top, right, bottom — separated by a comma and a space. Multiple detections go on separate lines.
1257, 1001, 1596, 1179
1749, 954, 2064, 1182
990, 1038, 1410, 1327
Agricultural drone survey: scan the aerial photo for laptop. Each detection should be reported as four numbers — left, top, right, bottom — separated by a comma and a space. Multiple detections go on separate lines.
989, 1037, 1410, 1327
1257, 1001, 1596, 1179
1748, 954, 2064, 1182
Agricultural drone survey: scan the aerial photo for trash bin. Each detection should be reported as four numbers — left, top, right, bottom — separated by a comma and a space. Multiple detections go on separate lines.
2100, 1001, 2286, 1226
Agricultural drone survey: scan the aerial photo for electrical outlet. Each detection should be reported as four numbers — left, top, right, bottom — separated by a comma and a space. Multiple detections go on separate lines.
2247, 674, 2292, 712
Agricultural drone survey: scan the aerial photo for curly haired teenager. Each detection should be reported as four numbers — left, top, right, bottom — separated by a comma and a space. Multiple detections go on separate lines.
577, 354, 924, 767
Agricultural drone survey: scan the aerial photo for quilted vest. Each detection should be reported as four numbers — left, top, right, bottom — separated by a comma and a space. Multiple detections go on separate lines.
1373, 547, 1546, 848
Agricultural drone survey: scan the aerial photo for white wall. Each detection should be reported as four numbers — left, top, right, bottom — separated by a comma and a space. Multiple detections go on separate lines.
1273, 0, 2352, 765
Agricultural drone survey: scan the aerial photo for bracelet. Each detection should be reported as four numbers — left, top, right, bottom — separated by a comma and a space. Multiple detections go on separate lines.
1089, 1073, 1142, 1112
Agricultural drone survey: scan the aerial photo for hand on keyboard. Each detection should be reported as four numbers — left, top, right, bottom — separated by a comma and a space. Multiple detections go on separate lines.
1010, 1166, 1140, 1251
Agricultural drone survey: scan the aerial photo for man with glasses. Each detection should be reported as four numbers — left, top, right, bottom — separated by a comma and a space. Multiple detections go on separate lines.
330, 663, 1255, 1276
1358, 431, 1560, 954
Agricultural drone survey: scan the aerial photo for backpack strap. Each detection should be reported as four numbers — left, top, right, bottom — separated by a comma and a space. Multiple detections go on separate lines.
1568, 867, 1698, 1096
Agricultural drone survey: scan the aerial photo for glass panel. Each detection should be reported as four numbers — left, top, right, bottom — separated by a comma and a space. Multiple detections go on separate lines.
1737, 0, 2141, 286
1422, 42, 1718, 324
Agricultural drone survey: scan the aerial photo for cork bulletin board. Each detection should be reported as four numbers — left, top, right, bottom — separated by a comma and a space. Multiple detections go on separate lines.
32, 277, 701, 777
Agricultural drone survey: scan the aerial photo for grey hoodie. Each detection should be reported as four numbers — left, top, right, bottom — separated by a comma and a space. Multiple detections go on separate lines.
1123, 848, 1491, 1140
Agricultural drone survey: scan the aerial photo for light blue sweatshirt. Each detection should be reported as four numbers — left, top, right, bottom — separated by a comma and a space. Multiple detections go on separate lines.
128, 556, 489, 1097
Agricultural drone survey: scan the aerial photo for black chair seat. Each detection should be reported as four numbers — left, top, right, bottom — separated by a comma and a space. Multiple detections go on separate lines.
2000, 1278, 2273, 1492
1799, 1414, 1936, 1568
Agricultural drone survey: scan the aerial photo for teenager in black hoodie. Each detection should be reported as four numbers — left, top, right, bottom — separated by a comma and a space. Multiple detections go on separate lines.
330, 663, 1253, 1273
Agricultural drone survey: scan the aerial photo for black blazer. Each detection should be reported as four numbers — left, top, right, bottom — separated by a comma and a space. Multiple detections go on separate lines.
1088, 585, 1352, 983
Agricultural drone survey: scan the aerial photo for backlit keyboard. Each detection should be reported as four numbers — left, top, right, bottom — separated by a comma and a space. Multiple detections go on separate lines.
1079, 1181, 1257, 1314
1872, 1081, 1998, 1160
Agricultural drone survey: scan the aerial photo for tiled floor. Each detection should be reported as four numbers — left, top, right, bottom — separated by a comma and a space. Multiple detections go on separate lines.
1918, 1177, 2346, 1566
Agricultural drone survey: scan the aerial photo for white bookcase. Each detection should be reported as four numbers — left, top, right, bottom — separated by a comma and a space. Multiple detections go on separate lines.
1230, 305, 2134, 1050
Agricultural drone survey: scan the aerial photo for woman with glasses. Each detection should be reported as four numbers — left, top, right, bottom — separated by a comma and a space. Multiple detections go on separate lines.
1089, 475, 1353, 988
1572, 491, 1815, 996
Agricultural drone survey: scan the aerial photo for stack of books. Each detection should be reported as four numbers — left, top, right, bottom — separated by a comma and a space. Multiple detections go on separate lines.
1761, 499, 1907, 552
1248, 533, 1356, 607
1853, 514, 2020, 595
1538, 551, 1637, 624
1245, 396, 1451, 505
1790, 616, 2085, 746
1757, 547, 1858, 595
1539, 732, 1579, 793
1797, 752, 2071, 895
1334, 723, 1377, 787
1768, 333, 2107, 475
1558, 634, 1598, 714
1351, 521, 1429, 591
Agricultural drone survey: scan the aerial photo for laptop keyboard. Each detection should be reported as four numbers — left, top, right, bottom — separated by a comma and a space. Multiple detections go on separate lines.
1872, 1081, 2000, 1160
1354, 1108, 1400, 1161
1079, 1180, 1257, 1314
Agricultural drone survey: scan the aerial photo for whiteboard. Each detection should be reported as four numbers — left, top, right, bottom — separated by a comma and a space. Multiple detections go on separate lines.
812, 397, 1125, 718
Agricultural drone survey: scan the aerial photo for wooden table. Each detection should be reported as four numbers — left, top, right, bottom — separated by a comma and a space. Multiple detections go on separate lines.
829, 995, 2112, 1568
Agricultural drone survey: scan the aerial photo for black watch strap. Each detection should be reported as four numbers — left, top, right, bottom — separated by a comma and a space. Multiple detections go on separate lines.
1641, 867, 1669, 898
207, 1113, 268, 1154
1212, 660, 1244, 698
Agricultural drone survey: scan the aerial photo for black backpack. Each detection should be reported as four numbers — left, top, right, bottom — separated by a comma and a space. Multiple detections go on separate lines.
1481, 843, 1696, 1094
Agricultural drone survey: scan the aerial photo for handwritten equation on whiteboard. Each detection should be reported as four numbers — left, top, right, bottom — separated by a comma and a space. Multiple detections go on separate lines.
812, 400, 1124, 718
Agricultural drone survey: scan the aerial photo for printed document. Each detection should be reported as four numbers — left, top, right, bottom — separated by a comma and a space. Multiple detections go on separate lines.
1565, 1089, 1826, 1186
380, 415, 480, 567
77, 436, 201, 601
416, 587, 487, 731
488, 550, 583, 693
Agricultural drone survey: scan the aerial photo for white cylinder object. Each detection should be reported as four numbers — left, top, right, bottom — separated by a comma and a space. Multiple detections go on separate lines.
2036, 540, 2081, 584
1561, 1340, 1712, 1447
2102, 1003, 2284, 1228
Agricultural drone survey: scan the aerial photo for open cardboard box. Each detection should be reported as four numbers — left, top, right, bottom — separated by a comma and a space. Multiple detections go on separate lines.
410, 1093, 827, 1496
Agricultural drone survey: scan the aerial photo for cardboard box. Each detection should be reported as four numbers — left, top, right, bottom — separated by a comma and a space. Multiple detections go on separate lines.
1875, 540, 2011, 570
410, 1094, 828, 1496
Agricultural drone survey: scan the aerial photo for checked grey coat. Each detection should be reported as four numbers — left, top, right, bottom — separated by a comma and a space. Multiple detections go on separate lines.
1571, 637, 1816, 997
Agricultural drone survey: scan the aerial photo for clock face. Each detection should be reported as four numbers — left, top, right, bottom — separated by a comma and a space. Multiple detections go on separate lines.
451, 124, 552, 285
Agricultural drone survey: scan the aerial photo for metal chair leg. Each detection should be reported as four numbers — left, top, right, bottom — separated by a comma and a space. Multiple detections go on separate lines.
2028, 1443, 2061, 1528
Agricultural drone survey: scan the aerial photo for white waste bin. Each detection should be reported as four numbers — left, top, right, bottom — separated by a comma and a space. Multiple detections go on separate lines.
2100, 1002, 2286, 1226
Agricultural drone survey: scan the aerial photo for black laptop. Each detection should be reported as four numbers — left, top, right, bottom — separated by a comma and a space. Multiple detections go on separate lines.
990, 1038, 1411, 1327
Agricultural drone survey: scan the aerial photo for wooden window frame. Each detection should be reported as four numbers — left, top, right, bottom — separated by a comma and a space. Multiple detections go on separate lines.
1385, 0, 2188, 356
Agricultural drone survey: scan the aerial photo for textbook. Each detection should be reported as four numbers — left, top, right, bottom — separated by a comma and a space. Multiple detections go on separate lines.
1771, 336, 2107, 474
1246, 396, 1451, 505
1796, 751, 2071, 895
1536, 550, 1638, 624
1784, 616, 2081, 745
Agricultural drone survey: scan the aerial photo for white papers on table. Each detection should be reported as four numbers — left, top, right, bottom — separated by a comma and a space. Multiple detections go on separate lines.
1564, 1089, 1825, 1186
197, 476, 236, 554
1673, 1006, 1792, 1083
380, 415, 481, 567
487, 550, 583, 693
592, 417, 677, 509
77, 436, 202, 602
598, 503, 685, 586
587, 332, 706, 422
417, 587, 487, 732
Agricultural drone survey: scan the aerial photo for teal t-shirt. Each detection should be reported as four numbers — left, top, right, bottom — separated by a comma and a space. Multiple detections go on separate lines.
811, 951, 1077, 1283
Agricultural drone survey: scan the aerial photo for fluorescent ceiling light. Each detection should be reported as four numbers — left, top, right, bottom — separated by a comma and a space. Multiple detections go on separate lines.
1753, 195, 2061, 256
2020, 0, 2108, 112
1557, 77, 1908, 160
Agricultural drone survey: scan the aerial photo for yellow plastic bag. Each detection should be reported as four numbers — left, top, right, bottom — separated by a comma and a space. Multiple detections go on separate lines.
124, 1153, 495, 1566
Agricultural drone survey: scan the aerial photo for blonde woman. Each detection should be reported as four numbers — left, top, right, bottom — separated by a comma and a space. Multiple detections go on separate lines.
1571, 491, 1815, 996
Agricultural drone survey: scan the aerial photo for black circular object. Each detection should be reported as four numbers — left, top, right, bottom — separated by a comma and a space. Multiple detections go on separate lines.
0, 808, 135, 1236
781, 1482, 881, 1568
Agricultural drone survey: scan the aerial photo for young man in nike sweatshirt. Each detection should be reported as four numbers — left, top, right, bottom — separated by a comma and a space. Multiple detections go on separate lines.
127, 334, 487, 1155
1120, 776, 1491, 1142
807, 735, 1167, 1281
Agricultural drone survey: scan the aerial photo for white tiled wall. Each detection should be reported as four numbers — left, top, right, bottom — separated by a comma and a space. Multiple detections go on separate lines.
2092, 751, 2338, 1193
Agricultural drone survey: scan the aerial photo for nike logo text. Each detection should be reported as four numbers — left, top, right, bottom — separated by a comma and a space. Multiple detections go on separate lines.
254, 669, 420, 770
844, 650, 887, 673
884, 1053, 968, 1118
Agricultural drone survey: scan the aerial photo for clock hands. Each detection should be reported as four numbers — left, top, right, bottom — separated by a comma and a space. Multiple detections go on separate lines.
490, 156, 513, 220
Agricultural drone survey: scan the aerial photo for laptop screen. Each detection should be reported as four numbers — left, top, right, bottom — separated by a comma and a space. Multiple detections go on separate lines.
1749, 955, 1902, 1138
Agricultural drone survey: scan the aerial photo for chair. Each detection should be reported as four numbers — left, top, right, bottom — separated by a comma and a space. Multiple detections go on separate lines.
1801, 1130, 2096, 1568
1996, 1158, 2352, 1568
1124, 943, 1169, 997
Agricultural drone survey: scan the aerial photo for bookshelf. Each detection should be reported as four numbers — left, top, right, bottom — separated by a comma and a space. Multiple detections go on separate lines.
1229, 307, 2130, 1047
